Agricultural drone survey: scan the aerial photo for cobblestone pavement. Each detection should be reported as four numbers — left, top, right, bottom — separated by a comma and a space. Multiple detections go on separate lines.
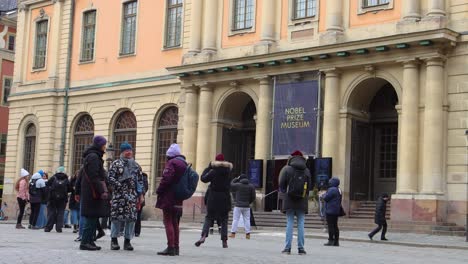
0, 224, 467, 264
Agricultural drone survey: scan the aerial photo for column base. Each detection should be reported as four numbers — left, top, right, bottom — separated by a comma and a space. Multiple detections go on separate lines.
391, 194, 447, 223
420, 15, 447, 30
319, 31, 344, 45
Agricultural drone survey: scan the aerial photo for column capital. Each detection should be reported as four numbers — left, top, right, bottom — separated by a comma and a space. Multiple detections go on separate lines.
197, 82, 215, 91
182, 84, 199, 93
254, 75, 271, 85
397, 58, 421, 68
422, 54, 446, 66
321, 68, 341, 77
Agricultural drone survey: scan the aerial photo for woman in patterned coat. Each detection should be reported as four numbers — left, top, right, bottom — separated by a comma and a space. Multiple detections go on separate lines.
108, 142, 144, 251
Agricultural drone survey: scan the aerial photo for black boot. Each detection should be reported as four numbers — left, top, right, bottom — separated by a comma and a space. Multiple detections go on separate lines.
80, 243, 99, 251
194, 235, 206, 247
222, 239, 228, 248
175, 247, 179, 256
324, 240, 334, 246
333, 234, 340, 246
157, 247, 176, 256
111, 238, 120, 250
124, 239, 134, 251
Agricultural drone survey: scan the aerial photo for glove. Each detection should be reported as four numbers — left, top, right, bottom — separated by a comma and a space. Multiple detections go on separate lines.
100, 192, 109, 200
74, 195, 80, 202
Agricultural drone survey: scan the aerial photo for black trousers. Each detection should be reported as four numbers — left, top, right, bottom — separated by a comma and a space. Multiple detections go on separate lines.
16, 198, 27, 225
201, 214, 228, 240
29, 202, 41, 226
135, 205, 144, 235
326, 215, 339, 242
369, 221, 387, 239
46, 199, 67, 231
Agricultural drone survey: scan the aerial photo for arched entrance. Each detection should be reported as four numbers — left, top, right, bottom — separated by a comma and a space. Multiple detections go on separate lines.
348, 78, 399, 201
217, 92, 256, 177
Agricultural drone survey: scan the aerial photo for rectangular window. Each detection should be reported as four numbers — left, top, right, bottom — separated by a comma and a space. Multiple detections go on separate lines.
2, 77, 12, 105
34, 20, 48, 69
7, 35, 15, 51
165, 0, 183, 48
363, 0, 389, 8
120, 1, 138, 55
81, 10, 96, 62
0, 135, 6, 157
293, 0, 317, 19
233, 0, 254, 31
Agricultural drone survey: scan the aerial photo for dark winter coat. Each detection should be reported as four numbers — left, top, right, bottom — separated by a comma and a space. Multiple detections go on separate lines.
323, 177, 342, 216
374, 196, 388, 225
231, 175, 256, 208
108, 157, 144, 221
80, 144, 110, 218
156, 156, 187, 211
69, 176, 80, 210
29, 174, 47, 204
201, 161, 233, 218
46, 173, 71, 202
279, 156, 312, 214
141, 174, 149, 207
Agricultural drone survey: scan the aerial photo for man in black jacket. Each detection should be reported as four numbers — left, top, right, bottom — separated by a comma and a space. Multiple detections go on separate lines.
368, 193, 390, 241
44, 166, 70, 233
229, 174, 255, 239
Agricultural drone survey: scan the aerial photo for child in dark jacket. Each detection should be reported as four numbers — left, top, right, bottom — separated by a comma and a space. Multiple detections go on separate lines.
368, 193, 390, 241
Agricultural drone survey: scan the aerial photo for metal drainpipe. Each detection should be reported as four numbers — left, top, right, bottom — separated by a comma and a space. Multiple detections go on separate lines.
59, 0, 75, 166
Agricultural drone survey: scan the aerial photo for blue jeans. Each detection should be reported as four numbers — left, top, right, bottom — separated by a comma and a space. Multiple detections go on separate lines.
111, 220, 135, 240
285, 210, 305, 250
70, 209, 79, 225
79, 203, 87, 237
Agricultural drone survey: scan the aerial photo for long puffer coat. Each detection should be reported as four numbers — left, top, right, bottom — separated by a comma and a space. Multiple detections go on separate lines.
201, 161, 233, 219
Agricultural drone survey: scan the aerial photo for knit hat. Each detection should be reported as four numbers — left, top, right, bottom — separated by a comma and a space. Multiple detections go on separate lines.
56, 166, 65, 173
290, 150, 303, 157
166, 143, 181, 158
38, 169, 45, 177
215, 153, 225, 161
93, 135, 107, 147
20, 168, 29, 177
120, 141, 133, 152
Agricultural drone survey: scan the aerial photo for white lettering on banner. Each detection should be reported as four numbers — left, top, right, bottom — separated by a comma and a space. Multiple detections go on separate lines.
281, 106, 310, 129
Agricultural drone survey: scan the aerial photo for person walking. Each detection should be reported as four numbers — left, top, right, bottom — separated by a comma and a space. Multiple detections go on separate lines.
79, 136, 110, 251
279, 150, 312, 255
368, 193, 390, 241
15, 169, 30, 229
229, 174, 255, 239
28, 172, 47, 229
194, 154, 233, 249
69, 170, 80, 233
108, 142, 144, 251
135, 172, 149, 237
45, 167, 71, 233
322, 177, 343, 247
156, 143, 187, 256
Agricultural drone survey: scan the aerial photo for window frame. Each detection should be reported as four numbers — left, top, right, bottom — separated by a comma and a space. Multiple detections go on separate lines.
23, 123, 37, 174
292, 0, 317, 20
72, 115, 95, 174
80, 9, 97, 63
113, 110, 137, 158
164, 0, 184, 49
6, 33, 15, 51
119, 0, 139, 57
33, 19, 49, 70
228, 0, 257, 36
0, 134, 6, 157
358, 0, 393, 14
1, 76, 13, 106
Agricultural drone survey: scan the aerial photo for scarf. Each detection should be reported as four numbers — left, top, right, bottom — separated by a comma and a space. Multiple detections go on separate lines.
119, 154, 143, 194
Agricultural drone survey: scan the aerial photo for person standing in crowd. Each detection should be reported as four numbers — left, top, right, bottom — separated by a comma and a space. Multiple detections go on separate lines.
195, 154, 233, 249
108, 142, 144, 251
279, 150, 312, 255
15, 169, 30, 229
79, 136, 110, 251
135, 172, 149, 237
35, 171, 49, 229
229, 174, 255, 239
156, 144, 187, 256
28, 172, 47, 229
322, 177, 343, 247
368, 193, 390, 241
45, 167, 70, 233
69, 170, 80, 233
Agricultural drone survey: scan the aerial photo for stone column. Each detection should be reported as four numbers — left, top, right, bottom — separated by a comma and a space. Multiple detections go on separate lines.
195, 84, 214, 182
202, 0, 218, 53
182, 86, 199, 165
260, 1, 276, 43
322, 69, 340, 174
189, 0, 203, 54
421, 56, 445, 194
427, 0, 446, 17
397, 60, 420, 193
402, 0, 421, 21
254, 77, 273, 188
326, 0, 343, 32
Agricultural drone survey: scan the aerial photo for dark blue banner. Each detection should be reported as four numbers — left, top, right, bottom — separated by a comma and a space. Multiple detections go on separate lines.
273, 80, 319, 156
248, 160, 263, 188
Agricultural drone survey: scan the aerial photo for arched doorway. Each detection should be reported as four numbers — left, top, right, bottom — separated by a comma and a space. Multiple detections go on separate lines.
349, 79, 399, 201
218, 92, 256, 177
113, 110, 137, 158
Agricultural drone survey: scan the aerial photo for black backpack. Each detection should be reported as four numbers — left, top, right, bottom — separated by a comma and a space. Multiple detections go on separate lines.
51, 177, 68, 200
287, 169, 308, 200
29, 179, 38, 196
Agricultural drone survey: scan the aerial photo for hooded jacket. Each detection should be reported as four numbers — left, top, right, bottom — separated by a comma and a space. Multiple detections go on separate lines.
322, 177, 342, 216
29, 173, 47, 204
46, 172, 71, 201
201, 160, 233, 217
279, 156, 312, 214
156, 155, 187, 211
374, 195, 388, 225
231, 175, 256, 208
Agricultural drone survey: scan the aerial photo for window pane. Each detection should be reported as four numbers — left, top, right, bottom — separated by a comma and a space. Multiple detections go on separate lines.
3, 78, 11, 104
34, 20, 48, 68
166, 0, 183, 47
81, 11, 96, 61
121, 1, 137, 55
24, 124, 36, 173
8, 35, 15, 51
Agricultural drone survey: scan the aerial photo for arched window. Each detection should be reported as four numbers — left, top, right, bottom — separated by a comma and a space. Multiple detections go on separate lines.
114, 110, 137, 158
23, 124, 37, 173
73, 115, 94, 173
156, 107, 178, 182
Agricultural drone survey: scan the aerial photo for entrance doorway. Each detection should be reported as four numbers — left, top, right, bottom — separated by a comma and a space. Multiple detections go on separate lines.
218, 92, 256, 177
350, 81, 398, 201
